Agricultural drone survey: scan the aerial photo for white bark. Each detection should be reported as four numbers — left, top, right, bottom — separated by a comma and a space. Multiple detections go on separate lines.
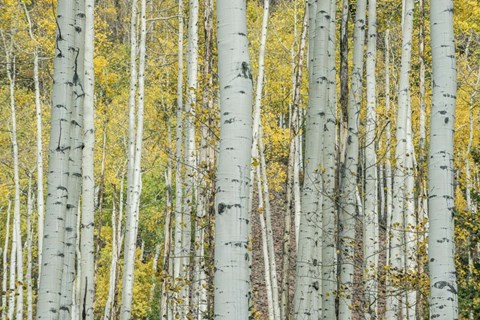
180, 0, 199, 316
404, 105, 416, 319
214, 0, 253, 318
37, 0, 76, 316
4, 42, 24, 320
338, 0, 366, 318
8, 220, 16, 320
173, 0, 184, 316
249, 1, 280, 318
60, 0, 86, 316
120, 0, 146, 316
386, 0, 414, 317
321, 0, 337, 317
294, 1, 331, 317
1, 202, 11, 320
256, 168, 275, 320
27, 177, 34, 320
428, 0, 458, 318
161, 123, 173, 319
384, 29, 393, 275
104, 193, 119, 320
79, 0, 95, 317
363, 0, 378, 317
282, 9, 308, 318
22, 3, 46, 276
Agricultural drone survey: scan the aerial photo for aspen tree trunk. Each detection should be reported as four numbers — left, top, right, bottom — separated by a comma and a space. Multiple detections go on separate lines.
386, 1, 414, 318
59, 0, 86, 316
428, 0, 458, 318
293, 0, 318, 245
181, 0, 199, 316
22, 3, 46, 274
404, 106, 416, 319
120, 0, 138, 315
363, 0, 378, 317
121, 0, 146, 316
8, 223, 16, 320
214, 0, 253, 318
338, 0, 349, 166
259, 131, 281, 319
173, 0, 184, 315
249, 0, 281, 317
384, 28, 393, 275
416, 1, 427, 316
338, 0, 366, 318
256, 169, 275, 320
161, 163, 173, 319
27, 177, 34, 320
282, 9, 308, 318
294, 1, 331, 317
113, 175, 125, 320
37, 0, 76, 316
79, 0, 96, 317
2, 202, 11, 320
5, 44, 24, 320
321, 0, 337, 317
104, 200, 118, 320
192, 0, 214, 316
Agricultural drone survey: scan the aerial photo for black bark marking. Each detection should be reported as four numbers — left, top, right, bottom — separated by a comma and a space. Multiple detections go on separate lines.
82, 277, 88, 319
241, 61, 253, 80
217, 203, 241, 214
433, 281, 457, 294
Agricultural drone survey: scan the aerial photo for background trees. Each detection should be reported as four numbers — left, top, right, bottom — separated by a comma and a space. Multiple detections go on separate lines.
0, 0, 477, 319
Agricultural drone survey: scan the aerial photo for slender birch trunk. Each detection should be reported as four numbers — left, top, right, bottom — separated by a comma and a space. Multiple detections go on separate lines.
8, 220, 16, 320
121, 0, 146, 316
384, 27, 393, 276
282, 9, 308, 318
79, 0, 96, 317
363, 0, 378, 317
256, 168, 275, 320
321, 0, 337, 317
26, 177, 34, 320
120, 0, 138, 315
37, 0, 76, 315
2, 202, 11, 320
161, 162, 173, 319
4, 42, 24, 320
104, 195, 118, 320
404, 105, 416, 319
22, 3, 46, 275
173, 0, 184, 315
386, 1, 414, 318
249, 0, 281, 317
338, 0, 367, 318
428, 0, 458, 318
294, 1, 331, 317
416, 2, 427, 316
192, 0, 214, 316
193, 0, 214, 320
60, 0, 86, 316
214, 0, 253, 318
181, 0, 199, 316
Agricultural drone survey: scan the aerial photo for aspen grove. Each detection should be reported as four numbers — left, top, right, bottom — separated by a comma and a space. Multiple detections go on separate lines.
2, 0, 480, 319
